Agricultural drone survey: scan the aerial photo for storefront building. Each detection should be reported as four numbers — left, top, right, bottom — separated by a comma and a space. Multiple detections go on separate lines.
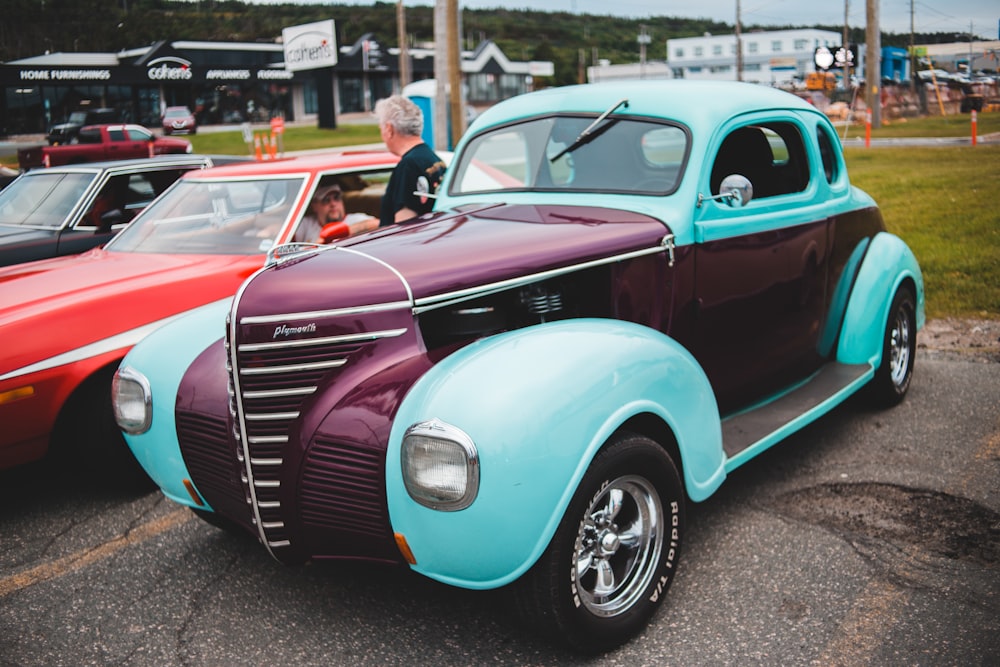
1, 37, 550, 137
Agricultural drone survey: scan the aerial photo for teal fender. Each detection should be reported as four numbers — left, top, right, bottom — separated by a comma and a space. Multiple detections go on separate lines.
385, 318, 723, 590
837, 232, 925, 366
120, 298, 231, 508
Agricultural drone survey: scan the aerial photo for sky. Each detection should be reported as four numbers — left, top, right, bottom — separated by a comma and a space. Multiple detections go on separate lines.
248, 1, 998, 39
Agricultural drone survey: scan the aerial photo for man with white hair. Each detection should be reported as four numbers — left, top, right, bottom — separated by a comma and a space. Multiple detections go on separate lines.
374, 94, 446, 227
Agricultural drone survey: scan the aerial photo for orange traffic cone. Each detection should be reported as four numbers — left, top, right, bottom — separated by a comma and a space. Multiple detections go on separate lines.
254, 133, 262, 161
268, 132, 277, 159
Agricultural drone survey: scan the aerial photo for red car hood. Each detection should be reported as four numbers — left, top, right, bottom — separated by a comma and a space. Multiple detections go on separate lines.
1, 248, 263, 375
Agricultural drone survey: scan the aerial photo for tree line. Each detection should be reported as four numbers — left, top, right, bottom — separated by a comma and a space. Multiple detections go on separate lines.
0, 0, 975, 87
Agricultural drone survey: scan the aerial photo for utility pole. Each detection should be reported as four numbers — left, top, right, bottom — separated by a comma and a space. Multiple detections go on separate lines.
865, 0, 881, 128
447, 0, 465, 148
638, 24, 650, 79
843, 1, 851, 90
434, 0, 448, 152
735, 0, 743, 81
397, 1, 410, 89
908, 0, 917, 95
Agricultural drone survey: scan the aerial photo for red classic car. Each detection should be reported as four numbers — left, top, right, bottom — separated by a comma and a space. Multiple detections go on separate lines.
0, 151, 399, 484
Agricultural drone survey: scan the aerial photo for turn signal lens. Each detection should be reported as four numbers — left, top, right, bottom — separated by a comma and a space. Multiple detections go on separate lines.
0, 386, 34, 405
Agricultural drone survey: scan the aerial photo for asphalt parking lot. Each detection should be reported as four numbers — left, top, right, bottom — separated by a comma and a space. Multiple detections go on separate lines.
1, 349, 997, 666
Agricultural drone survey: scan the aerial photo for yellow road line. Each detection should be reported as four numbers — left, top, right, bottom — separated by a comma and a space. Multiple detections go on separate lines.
0, 508, 192, 597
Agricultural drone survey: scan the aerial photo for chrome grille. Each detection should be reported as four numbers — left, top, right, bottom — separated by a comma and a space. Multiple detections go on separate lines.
230, 327, 406, 554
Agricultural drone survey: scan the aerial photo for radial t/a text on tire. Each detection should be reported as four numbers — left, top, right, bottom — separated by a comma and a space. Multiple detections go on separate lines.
510, 431, 685, 653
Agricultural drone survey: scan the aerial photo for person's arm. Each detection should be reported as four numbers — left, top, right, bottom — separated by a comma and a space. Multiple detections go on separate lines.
393, 206, 419, 223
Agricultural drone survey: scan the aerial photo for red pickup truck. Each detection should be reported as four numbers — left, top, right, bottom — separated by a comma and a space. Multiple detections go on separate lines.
18, 124, 192, 170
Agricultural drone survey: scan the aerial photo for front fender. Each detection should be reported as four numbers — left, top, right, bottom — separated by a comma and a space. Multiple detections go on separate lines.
837, 232, 925, 366
120, 298, 231, 508
386, 318, 723, 590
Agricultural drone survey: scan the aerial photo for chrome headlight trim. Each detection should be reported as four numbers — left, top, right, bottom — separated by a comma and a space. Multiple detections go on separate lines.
401, 418, 480, 511
111, 365, 152, 434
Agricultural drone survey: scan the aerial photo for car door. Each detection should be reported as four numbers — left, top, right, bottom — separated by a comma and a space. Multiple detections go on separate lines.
692, 118, 831, 414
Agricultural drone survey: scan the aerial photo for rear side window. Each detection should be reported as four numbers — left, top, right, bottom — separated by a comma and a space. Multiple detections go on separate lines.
817, 125, 839, 183
78, 128, 102, 144
710, 122, 809, 200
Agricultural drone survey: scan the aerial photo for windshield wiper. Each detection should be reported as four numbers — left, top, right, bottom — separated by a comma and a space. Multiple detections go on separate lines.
549, 98, 629, 163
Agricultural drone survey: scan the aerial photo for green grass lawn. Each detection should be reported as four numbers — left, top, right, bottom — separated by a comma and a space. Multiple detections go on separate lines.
840, 110, 1000, 141
186, 123, 383, 156
844, 144, 1000, 320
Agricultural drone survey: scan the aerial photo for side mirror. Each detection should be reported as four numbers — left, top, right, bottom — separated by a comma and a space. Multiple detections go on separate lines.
697, 174, 754, 208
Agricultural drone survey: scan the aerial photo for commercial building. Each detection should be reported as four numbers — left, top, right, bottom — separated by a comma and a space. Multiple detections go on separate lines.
666, 29, 844, 84
1, 36, 551, 137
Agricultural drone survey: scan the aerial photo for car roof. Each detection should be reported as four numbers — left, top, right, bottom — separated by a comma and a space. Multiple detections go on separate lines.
22, 155, 213, 174
182, 150, 399, 179
469, 80, 818, 136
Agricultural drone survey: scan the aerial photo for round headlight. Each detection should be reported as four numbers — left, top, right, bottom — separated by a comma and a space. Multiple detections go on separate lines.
401, 419, 479, 511
112, 365, 152, 434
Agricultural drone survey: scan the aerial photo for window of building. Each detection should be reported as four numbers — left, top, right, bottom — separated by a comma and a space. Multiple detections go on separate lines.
794, 39, 808, 50
694, 47, 704, 56
771, 41, 782, 52
674, 48, 685, 58
713, 45, 723, 56
748, 42, 759, 53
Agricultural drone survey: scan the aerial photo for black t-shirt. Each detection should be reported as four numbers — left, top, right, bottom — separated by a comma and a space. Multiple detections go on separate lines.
380, 142, 445, 227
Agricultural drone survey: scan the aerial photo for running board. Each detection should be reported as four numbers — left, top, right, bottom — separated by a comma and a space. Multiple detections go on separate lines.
721, 362, 872, 471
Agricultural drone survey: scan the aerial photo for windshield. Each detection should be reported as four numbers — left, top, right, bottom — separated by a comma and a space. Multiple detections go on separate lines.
449, 115, 689, 196
107, 177, 304, 255
0, 172, 96, 228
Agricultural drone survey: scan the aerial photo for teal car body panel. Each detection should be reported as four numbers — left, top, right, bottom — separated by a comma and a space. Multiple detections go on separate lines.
838, 231, 926, 366
119, 298, 230, 507
385, 319, 722, 588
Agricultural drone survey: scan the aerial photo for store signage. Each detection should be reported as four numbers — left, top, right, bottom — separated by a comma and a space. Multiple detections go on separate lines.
258, 69, 294, 80
147, 56, 193, 80
206, 69, 251, 80
814, 46, 835, 70
282, 20, 337, 72
19, 68, 112, 81
834, 45, 857, 69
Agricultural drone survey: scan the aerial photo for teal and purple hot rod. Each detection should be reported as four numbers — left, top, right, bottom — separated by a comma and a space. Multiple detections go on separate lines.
113, 80, 923, 652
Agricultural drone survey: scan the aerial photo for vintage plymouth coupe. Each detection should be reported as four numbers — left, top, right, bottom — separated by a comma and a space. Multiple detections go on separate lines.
113, 81, 923, 651
0, 151, 400, 482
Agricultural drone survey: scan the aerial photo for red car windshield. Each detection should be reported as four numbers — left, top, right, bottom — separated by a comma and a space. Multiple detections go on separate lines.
107, 177, 305, 255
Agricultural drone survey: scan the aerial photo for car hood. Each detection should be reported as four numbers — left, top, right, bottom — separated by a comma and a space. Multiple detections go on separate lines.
233, 203, 670, 318
0, 248, 265, 376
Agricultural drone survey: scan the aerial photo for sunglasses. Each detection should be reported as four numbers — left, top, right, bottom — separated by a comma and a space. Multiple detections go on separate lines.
320, 191, 342, 203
